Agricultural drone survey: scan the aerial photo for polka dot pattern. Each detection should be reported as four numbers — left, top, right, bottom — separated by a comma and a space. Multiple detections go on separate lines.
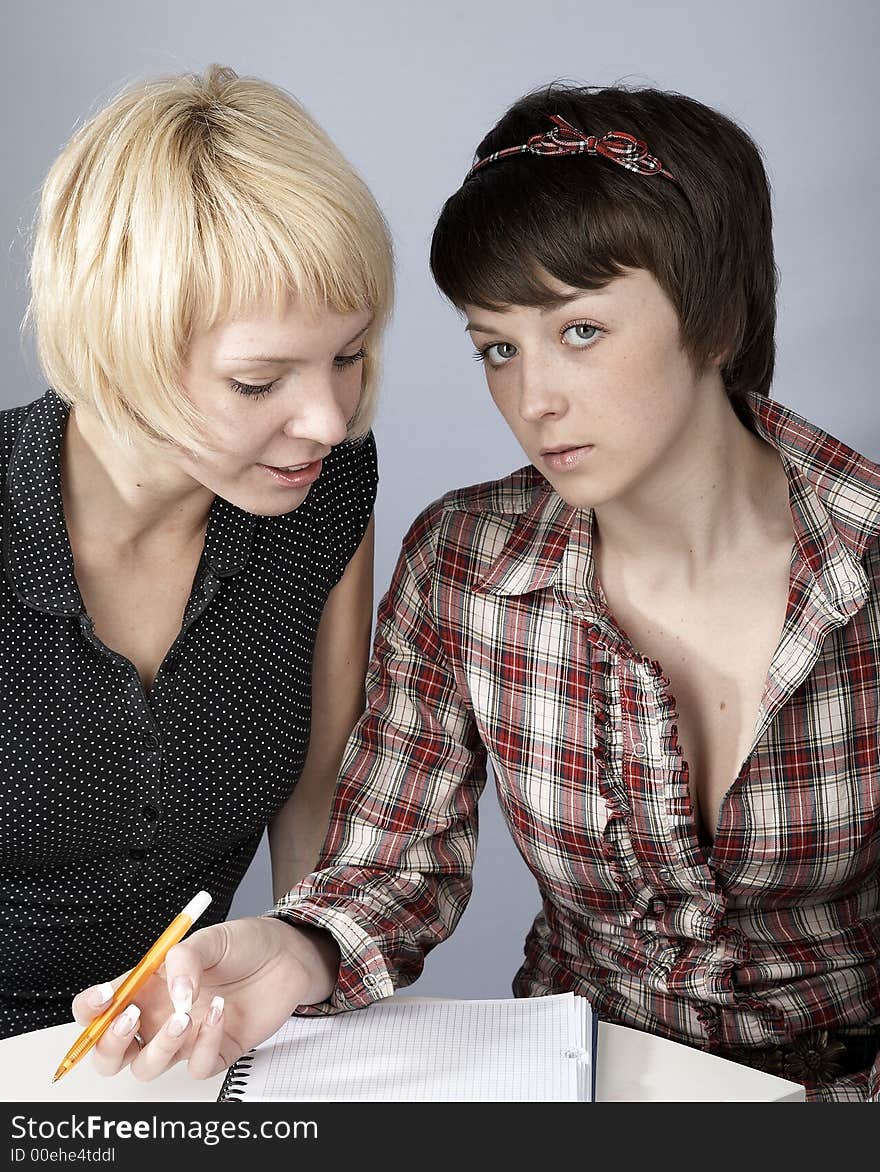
0, 390, 378, 1038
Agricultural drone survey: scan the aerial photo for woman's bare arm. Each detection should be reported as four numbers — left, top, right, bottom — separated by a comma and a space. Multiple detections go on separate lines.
268, 515, 375, 899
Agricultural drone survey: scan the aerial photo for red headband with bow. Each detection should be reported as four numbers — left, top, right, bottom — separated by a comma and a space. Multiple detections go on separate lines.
466, 114, 678, 185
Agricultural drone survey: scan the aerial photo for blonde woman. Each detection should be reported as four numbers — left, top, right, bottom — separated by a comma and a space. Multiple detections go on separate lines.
1, 64, 393, 1040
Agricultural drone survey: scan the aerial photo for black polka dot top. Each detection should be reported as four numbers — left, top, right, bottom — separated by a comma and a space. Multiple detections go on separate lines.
0, 389, 378, 1038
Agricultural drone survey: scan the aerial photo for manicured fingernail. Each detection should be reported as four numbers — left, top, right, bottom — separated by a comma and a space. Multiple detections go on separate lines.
88, 982, 115, 1009
112, 1004, 141, 1036
206, 996, 224, 1027
170, 976, 192, 1016
166, 1012, 190, 1038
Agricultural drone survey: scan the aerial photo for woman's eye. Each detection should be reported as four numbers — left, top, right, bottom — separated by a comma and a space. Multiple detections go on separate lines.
334, 347, 366, 370
561, 323, 601, 347
230, 379, 277, 398
474, 341, 518, 368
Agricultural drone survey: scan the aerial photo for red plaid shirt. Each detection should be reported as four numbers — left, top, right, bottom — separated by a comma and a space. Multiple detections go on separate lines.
273, 393, 880, 1101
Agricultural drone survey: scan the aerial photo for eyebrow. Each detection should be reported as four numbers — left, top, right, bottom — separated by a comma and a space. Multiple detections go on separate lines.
466, 291, 609, 334
222, 322, 372, 364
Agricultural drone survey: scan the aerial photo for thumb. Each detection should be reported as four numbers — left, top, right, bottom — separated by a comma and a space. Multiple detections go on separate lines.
71, 972, 131, 1025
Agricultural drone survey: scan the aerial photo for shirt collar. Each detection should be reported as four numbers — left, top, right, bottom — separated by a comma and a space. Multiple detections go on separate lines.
748, 393, 880, 619
476, 479, 578, 597
3, 389, 256, 616
476, 392, 880, 623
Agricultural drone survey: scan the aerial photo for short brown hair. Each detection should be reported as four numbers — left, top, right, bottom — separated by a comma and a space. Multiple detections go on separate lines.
430, 83, 777, 404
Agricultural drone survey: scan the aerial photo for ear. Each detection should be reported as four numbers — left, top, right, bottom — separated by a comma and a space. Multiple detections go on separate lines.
709, 348, 730, 369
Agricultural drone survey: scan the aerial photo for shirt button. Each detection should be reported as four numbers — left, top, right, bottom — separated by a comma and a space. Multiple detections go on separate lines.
141, 732, 160, 752
129, 848, 147, 861
363, 973, 379, 989
658, 868, 673, 881
841, 579, 858, 596
142, 804, 160, 822
632, 742, 647, 757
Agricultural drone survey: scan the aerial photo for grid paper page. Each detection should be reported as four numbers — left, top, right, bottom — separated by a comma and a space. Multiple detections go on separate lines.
229, 994, 591, 1101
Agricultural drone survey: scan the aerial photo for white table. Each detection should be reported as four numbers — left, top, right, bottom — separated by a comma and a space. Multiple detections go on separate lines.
0, 1016, 804, 1102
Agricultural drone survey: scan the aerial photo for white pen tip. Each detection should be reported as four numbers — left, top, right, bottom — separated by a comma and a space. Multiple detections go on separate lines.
182, 890, 212, 922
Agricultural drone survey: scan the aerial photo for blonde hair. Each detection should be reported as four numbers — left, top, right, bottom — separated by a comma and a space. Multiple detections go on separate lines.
27, 64, 394, 447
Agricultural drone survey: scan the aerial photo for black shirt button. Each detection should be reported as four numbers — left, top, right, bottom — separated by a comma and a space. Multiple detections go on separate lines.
141, 732, 160, 751
142, 804, 159, 822
129, 848, 147, 861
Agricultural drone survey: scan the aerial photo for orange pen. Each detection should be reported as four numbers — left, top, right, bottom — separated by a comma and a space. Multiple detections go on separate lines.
52, 890, 212, 1083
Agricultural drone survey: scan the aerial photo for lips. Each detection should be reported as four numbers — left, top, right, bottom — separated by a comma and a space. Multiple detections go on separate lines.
540, 444, 595, 472
264, 451, 327, 470
258, 458, 324, 489
540, 444, 590, 456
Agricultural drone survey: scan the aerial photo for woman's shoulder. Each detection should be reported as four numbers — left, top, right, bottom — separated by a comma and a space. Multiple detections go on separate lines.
261, 432, 378, 535
1, 397, 40, 438
0, 397, 43, 472
312, 431, 379, 506
255, 432, 379, 586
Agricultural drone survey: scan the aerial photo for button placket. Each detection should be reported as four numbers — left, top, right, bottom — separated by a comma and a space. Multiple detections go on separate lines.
128, 675, 164, 854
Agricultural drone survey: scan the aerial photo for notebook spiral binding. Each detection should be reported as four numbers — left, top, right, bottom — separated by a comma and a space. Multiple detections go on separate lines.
217, 1049, 257, 1102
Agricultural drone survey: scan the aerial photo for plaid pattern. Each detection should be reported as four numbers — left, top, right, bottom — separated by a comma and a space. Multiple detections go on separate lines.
273, 393, 880, 1102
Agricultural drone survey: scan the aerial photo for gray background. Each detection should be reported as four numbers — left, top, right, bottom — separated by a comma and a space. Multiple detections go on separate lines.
2, 0, 878, 998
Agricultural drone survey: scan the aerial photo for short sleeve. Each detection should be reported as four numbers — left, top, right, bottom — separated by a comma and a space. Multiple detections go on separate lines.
299, 431, 378, 589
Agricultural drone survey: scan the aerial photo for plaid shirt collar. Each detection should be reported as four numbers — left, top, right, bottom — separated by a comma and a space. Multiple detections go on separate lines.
3, 389, 257, 616
476, 393, 880, 627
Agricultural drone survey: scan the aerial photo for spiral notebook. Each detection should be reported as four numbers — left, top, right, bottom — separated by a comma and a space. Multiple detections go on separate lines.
218, 993, 596, 1102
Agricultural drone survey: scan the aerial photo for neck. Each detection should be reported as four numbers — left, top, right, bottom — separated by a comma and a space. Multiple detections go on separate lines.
61, 407, 214, 551
593, 388, 791, 581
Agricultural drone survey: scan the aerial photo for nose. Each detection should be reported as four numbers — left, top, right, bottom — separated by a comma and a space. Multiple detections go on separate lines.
517, 360, 569, 423
281, 374, 351, 448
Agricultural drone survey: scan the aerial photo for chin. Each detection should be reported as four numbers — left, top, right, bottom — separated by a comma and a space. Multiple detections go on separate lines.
544, 476, 609, 512
559, 486, 634, 513
543, 462, 639, 512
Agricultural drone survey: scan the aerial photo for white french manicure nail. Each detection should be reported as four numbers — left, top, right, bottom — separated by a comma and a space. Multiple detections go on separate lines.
88, 982, 114, 1009
170, 977, 192, 1016
112, 1004, 141, 1036
206, 996, 224, 1027
166, 1012, 190, 1038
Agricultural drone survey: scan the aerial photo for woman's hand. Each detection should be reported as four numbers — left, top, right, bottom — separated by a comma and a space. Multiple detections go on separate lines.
70, 915, 340, 1081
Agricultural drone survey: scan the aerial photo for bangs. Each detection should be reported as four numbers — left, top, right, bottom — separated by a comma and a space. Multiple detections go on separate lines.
190, 158, 389, 331
429, 81, 776, 401
431, 156, 676, 311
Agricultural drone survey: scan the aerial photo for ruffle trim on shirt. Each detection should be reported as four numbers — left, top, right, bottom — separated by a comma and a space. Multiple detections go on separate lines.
589, 632, 656, 925
589, 633, 772, 1039
648, 656, 764, 1008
